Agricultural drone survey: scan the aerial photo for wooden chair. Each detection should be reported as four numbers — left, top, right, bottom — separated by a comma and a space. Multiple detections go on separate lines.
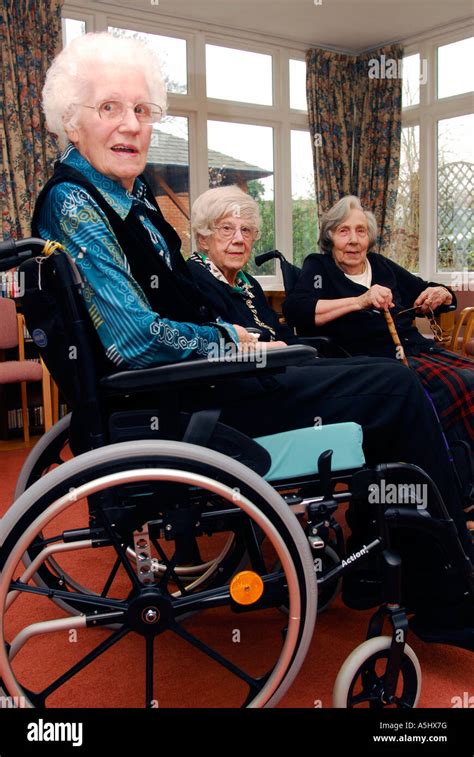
0, 297, 53, 444
449, 306, 474, 356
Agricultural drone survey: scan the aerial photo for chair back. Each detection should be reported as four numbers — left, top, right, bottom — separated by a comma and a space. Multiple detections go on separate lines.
0, 297, 19, 349
254, 250, 301, 294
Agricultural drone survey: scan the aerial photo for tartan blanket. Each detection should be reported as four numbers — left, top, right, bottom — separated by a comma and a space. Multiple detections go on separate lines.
408, 348, 474, 446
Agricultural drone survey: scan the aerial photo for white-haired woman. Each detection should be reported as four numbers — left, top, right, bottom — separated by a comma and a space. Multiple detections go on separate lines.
283, 195, 473, 433
33, 32, 258, 369
284, 195, 474, 530
188, 186, 294, 342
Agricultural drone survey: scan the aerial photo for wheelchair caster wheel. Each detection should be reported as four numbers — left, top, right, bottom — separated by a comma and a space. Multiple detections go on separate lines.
332, 635, 421, 708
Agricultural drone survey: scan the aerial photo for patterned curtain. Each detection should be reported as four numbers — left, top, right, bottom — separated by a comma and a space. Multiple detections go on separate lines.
306, 49, 357, 220
354, 45, 403, 253
306, 44, 403, 251
0, 0, 63, 240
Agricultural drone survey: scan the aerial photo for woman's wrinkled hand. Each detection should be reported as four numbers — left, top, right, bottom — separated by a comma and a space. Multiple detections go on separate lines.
357, 284, 394, 311
414, 286, 452, 314
233, 325, 287, 349
233, 325, 260, 344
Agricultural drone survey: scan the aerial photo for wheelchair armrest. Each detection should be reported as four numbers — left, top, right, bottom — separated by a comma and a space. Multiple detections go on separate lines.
100, 344, 317, 395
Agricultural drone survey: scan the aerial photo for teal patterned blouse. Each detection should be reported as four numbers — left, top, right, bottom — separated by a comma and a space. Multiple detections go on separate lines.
37, 145, 237, 368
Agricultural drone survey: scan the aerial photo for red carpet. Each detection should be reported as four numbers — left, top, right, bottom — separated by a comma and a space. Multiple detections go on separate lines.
0, 445, 472, 709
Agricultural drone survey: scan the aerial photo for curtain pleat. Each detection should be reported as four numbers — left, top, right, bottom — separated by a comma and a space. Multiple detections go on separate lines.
0, 0, 63, 239
306, 44, 403, 252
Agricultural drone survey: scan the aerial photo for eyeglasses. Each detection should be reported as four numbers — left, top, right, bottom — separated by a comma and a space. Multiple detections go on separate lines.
213, 223, 258, 242
82, 100, 163, 125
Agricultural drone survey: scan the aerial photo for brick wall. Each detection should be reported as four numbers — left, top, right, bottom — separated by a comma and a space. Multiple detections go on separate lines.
156, 194, 192, 258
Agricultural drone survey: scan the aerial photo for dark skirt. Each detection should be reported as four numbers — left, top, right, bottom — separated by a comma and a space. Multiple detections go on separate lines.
408, 348, 474, 448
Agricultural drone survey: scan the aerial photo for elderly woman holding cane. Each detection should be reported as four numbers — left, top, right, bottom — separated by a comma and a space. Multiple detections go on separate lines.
34, 33, 473, 561
283, 196, 474, 454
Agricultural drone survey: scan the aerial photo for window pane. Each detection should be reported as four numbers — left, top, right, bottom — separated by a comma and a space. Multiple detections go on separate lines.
290, 59, 307, 111
108, 27, 187, 94
291, 130, 317, 267
438, 37, 474, 99
390, 125, 420, 272
144, 116, 191, 257
402, 54, 421, 108
206, 45, 272, 106
62, 18, 86, 46
438, 114, 474, 272
207, 121, 274, 274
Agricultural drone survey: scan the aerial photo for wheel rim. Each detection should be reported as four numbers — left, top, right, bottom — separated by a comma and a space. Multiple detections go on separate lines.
1, 446, 316, 708
333, 637, 421, 709
16, 418, 247, 611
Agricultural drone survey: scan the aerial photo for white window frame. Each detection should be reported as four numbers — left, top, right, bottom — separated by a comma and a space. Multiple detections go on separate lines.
62, 1, 310, 289
401, 23, 473, 285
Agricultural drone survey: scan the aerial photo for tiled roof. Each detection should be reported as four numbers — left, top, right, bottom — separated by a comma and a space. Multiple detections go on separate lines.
148, 129, 272, 177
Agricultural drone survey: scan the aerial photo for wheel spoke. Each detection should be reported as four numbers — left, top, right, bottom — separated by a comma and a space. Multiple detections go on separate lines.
170, 621, 262, 690
151, 537, 189, 595
100, 555, 122, 598
172, 572, 283, 615
37, 625, 131, 704
93, 506, 142, 590
8, 580, 127, 611
145, 636, 155, 708
350, 689, 382, 706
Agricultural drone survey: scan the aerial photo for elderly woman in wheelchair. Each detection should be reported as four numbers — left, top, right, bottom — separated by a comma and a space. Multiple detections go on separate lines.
0, 32, 472, 710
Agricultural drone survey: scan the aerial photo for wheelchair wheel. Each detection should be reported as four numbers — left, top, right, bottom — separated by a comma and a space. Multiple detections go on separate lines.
14, 416, 245, 609
14, 413, 72, 498
0, 440, 317, 708
332, 635, 421, 708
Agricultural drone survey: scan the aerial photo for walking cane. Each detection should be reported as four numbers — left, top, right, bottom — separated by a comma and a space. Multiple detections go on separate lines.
382, 309, 410, 367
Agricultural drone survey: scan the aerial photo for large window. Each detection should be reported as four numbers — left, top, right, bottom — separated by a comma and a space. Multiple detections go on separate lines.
61, 5, 310, 286
206, 45, 272, 106
291, 130, 317, 267
438, 114, 474, 272
396, 31, 473, 282
109, 27, 188, 94
207, 120, 275, 274
390, 125, 420, 272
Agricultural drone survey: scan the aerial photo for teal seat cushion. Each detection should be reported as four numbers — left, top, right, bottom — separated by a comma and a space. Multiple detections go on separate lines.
255, 422, 365, 482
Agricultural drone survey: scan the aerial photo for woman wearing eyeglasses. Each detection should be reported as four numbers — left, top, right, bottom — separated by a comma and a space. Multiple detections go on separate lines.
188, 186, 295, 343
33, 32, 259, 369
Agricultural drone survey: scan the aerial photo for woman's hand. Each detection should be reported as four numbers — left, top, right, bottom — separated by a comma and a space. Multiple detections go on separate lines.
233, 325, 287, 350
233, 325, 261, 344
357, 285, 394, 311
414, 286, 452, 314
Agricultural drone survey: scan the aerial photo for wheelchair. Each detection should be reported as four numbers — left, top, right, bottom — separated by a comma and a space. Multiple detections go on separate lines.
0, 238, 472, 709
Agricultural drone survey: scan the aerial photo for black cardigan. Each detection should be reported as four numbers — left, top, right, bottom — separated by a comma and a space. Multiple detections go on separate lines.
32, 163, 214, 326
282, 252, 456, 358
187, 259, 295, 343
